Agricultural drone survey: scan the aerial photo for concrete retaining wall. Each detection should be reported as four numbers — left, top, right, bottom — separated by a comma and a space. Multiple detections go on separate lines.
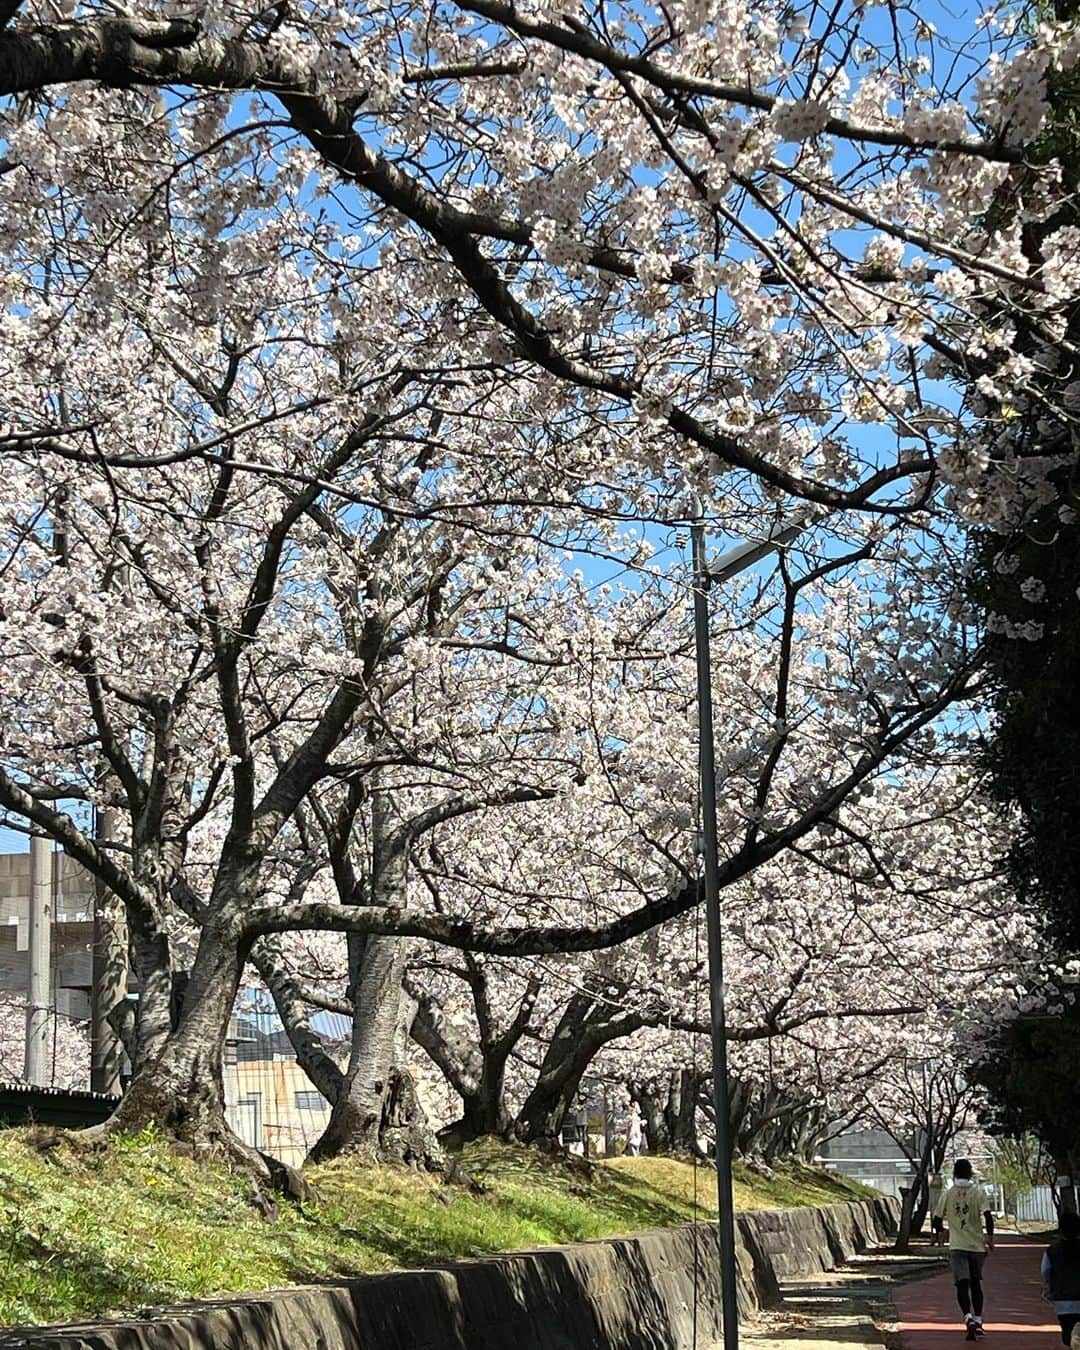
0, 1196, 898, 1350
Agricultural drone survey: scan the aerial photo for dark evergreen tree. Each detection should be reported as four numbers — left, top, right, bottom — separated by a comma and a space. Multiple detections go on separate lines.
966, 0, 1080, 945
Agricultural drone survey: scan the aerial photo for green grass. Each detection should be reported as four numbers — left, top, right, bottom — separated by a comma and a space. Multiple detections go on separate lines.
0, 1128, 875, 1329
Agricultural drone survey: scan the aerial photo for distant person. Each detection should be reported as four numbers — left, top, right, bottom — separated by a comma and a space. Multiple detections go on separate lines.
1042, 1209, 1080, 1348
934, 1159, 995, 1339
626, 1106, 643, 1157
929, 1172, 947, 1247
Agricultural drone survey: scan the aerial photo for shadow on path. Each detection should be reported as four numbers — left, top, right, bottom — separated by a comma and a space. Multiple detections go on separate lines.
893, 1239, 1058, 1350
743, 1250, 942, 1350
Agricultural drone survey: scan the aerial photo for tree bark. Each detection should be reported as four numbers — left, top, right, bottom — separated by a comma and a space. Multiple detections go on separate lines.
308, 790, 443, 1166
895, 1184, 919, 1254
126, 906, 175, 1077
378, 986, 444, 1168
407, 972, 521, 1145
665, 1068, 698, 1154
516, 994, 645, 1143
108, 909, 253, 1163
308, 929, 409, 1162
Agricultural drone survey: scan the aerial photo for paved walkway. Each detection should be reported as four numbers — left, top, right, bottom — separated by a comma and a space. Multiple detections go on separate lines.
746, 1252, 939, 1350
893, 1240, 1060, 1350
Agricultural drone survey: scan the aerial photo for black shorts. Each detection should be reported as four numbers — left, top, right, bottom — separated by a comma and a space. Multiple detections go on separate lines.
950, 1251, 987, 1282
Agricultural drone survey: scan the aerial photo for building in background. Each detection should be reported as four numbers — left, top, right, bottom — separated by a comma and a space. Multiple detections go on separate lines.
0, 850, 95, 1023
224, 1014, 343, 1168
0, 849, 99, 1087
0, 849, 449, 1168
816, 1128, 921, 1197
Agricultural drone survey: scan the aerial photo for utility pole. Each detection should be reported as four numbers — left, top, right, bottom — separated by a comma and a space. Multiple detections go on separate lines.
24, 833, 53, 1085
25, 487, 68, 1086
91, 807, 126, 1094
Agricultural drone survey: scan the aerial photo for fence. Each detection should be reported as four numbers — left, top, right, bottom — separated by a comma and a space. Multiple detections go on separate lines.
1015, 1185, 1057, 1224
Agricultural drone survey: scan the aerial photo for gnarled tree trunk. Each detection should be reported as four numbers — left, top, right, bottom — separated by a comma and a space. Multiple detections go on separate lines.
308, 930, 409, 1162
409, 966, 536, 1145
516, 993, 646, 1144
308, 792, 442, 1167
127, 907, 175, 1076
108, 908, 253, 1164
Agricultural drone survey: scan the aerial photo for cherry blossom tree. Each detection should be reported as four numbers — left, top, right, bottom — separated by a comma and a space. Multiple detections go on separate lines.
2, 0, 1077, 525
284, 709, 1047, 1156
0, 995, 89, 1089
2, 0, 1074, 1168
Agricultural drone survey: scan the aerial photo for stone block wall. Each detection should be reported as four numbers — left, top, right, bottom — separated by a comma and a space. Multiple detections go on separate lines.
0, 1195, 898, 1350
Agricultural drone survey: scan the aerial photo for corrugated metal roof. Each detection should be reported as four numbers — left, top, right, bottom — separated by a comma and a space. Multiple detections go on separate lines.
0, 1080, 120, 1104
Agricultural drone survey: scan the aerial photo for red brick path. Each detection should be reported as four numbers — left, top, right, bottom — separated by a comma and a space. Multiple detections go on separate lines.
895, 1240, 1061, 1350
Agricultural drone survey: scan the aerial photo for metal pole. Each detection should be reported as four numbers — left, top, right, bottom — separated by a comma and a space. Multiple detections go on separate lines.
24, 833, 53, 1085
691, 513, 740, 1350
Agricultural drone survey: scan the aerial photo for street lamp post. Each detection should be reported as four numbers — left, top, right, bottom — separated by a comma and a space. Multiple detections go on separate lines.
691, 516, 741, 1350
690, 503, 822, 1350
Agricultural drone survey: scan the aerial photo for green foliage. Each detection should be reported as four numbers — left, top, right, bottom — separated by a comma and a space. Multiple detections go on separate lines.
965, 0, 1080, 947
970, 1000, 1080, 1171
987, 1135, 1054, 1206
0, 1130, 870, 1329
968, 511, 1080, 946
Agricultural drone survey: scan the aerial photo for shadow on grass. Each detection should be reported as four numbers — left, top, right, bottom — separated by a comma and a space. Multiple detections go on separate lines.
466, 1144, 710, 1229
0, 1229, 180, 1329
281, 1143, 712, 1287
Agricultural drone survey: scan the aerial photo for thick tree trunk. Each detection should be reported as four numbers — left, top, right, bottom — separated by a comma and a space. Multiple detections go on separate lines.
258, 934, 443, 1169
665, 1068, 698, 1154
108, 912, 252, 1163
894, 1183, 919, 1253
455, 966, 537, 1144
894, 1149, 932, 1252
409, 974, 515, 1146
459, 1069, 513, 1140
377, 1001, 444, 1173
911, 1181, 930, 1237
516, 996, 596, 1143
309, 930, 409, 1162
517, 995, 643, 1144
308, 792, 442, 1168
128, 912, 174, 1075
517, 1080, 580, 1143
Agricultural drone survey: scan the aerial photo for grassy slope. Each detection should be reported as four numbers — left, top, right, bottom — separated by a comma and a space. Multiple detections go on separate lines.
608, 1155, 879, 1212
0, 1128, 877, 1329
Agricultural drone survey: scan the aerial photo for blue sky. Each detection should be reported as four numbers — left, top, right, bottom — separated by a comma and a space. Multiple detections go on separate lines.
0, 825, 26, 852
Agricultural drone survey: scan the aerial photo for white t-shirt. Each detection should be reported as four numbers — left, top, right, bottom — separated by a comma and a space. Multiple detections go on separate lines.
935, 1180, 991, 1253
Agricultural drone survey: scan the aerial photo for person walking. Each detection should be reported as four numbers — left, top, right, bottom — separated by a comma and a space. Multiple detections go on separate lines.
625, 1105, 643, 1157
929, 1172, 947, 1248
1042, 1209, 1080, 1349
934, 1158, 995, 1339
